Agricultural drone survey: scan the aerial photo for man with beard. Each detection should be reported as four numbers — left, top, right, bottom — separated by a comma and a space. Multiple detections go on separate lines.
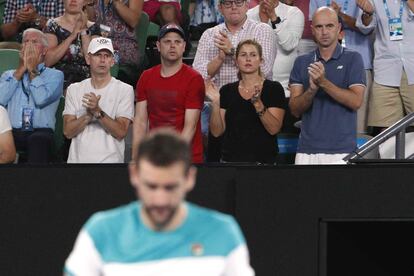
64, 129, 255, 275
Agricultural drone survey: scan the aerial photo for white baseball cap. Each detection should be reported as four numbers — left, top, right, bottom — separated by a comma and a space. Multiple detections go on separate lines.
88, 37, 114, 55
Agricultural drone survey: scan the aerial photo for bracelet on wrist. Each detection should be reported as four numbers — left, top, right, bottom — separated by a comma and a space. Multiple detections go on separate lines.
80, 29, 90, 36
363, 11, 374, 16
257, 107, 267, 117
94, 110, 105, 120
226, 47, 235, 56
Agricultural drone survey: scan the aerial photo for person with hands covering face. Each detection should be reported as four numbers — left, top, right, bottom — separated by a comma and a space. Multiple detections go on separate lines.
0, 28, 64, 163
1, 0, 64, 41
208, 39, 286, 164
63, 37, 134, 163
289, 7, 366, 165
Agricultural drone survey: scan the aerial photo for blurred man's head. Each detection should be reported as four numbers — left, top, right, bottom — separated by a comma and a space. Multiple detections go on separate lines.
311, 7, 341, 49
129, 129, 196, 231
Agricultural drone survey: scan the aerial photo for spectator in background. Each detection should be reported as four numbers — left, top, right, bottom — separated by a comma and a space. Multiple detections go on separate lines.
207, 39, 286, 164
294, 0, 317, 56
63, 37, 134, 163
0, 106, 16, 164
64, 129, 255, 275
289, 7, 366, 164
1, 0, 64, 42
193, 0, 275, 89
85, 0, 143, 87
0, 28, 64, 163
310, 0, 374, 135
247, 0, 304, 97
189, 0, 223, 39
144, 0, 183, 25
356, 0, 414, 132
133, 24, 204, 163
44, 0, 94, 91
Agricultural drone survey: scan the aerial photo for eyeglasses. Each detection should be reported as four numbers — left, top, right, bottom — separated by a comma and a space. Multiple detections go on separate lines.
220, 0, 245, 8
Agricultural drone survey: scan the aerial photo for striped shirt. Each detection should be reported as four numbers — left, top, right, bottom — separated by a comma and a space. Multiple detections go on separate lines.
3, 0, 64, 23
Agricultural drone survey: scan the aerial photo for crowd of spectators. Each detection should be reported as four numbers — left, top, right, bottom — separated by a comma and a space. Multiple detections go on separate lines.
0, 0, 413, 164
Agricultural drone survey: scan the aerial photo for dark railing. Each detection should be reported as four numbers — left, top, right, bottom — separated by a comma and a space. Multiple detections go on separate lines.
344, 112, 414, 163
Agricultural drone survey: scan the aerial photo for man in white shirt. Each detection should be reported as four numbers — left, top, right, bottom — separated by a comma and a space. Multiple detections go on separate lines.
356, 0, 414, 130
247, 0, 304, 97
0, 106, 16, 163
63, 37, 134, 163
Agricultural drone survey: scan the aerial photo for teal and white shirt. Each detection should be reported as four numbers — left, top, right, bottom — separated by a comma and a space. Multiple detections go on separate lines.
64, 201, 255, 276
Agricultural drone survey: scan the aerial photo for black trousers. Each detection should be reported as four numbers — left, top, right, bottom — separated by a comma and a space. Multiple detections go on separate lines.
12, 128, 53, 163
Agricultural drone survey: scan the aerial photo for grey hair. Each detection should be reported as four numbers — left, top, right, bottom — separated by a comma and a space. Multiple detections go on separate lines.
22, 28, 49, 47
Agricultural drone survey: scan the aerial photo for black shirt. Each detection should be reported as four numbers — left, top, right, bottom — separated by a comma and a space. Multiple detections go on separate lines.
220, 79, 287, 164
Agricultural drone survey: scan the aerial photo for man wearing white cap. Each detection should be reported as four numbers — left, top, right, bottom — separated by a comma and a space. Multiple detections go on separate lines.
63, 37, 135, 163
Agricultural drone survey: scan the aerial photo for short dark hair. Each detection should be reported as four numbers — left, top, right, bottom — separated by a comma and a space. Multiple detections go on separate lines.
135, 129, 192, 173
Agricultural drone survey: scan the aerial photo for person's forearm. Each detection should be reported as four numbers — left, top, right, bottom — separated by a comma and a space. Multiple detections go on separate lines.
408, 0, 414, 13
289, 88, 317, 118
181, 123, 197, 143
207, 55, 225, 77
45, 34, 77, 67
361, 12, 373, 26
255, 102, 283, 135
64, 115, 93, 139
80, 33, 92, 58
85, 5, 96, 21
97, 113, 129, 140
209, 102, 225, 137
113, 0, 141, 28
0, 148, 16, 164
1, 21, 21, 40
131, 119, 147, 161
319, 79, 363, 110
339, 12, 360, 32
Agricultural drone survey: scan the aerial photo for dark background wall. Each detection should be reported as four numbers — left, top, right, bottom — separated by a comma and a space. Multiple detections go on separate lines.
1, 164, 414, 275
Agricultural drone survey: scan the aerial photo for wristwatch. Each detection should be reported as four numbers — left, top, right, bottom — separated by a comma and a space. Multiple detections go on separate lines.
227, 47, 235, 56
34, 15, 42, 27
362, 11, 374, 16
271, 17, 281, 29
94, 110, 105, 119
80, 29, 90, 36
257, 107, 267, 117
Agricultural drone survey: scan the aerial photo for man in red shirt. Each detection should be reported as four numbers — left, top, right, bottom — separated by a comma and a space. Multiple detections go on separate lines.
133, 24, 205, 163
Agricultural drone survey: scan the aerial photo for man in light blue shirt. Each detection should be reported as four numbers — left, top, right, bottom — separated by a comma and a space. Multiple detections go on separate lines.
356, 0, 414, 130
0, 28, 63, 163
310, 0, 374, 134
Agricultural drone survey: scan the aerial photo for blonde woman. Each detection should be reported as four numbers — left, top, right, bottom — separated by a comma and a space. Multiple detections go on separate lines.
206, 39, 286, 164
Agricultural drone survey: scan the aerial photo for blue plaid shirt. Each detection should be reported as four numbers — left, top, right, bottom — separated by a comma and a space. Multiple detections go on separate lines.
3, 0, 64, 40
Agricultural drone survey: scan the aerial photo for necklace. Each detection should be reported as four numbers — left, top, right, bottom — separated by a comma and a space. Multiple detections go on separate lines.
238, 78, 264, 100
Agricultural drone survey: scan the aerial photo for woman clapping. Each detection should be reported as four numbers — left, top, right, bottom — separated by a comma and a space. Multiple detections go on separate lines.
206, 39, 286, 164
